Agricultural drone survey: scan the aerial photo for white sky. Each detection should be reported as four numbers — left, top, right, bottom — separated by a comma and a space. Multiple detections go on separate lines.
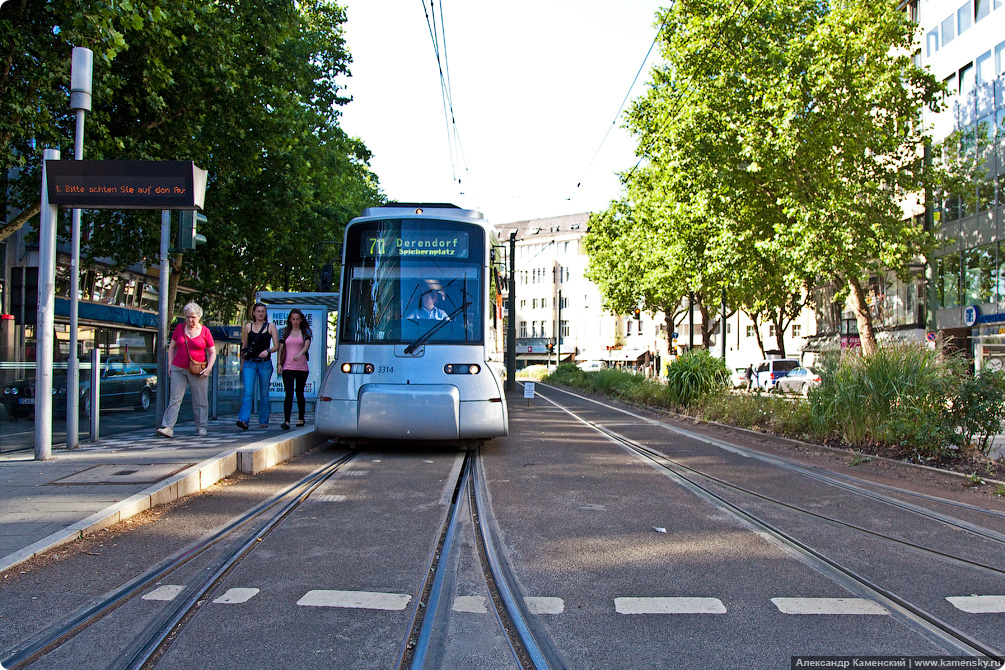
336, 0, 666, 225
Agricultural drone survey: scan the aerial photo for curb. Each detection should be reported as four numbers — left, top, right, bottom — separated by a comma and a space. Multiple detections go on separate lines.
0, 427, 326, 575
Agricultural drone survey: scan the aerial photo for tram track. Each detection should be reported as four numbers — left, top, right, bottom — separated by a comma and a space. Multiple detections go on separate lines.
1, 448, 355, 670
534, 382, 1005, 663
398, 449, 563, 670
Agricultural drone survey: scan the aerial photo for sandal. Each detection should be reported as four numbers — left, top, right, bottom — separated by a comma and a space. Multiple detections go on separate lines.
236, 421, 248, 430
281, 422, 290, 430
296, 420, 305, 427
259, 424, 269, 429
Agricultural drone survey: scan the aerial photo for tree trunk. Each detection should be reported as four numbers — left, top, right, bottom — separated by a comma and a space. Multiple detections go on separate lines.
773, 316, 786, 357
846, 275, 878, 355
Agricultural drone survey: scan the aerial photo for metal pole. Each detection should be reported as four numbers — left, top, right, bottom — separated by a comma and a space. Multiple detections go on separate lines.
720, 290, 727, 361
66, 111, 84, 448
157, 210, 170, 425
689, 291, 695, 350
210, 362, 218, 420
67, 46, 92, 448
89, 347, 100, 440
35, 148, 60, 460
506, 231, 516, 391
557, 289, 562, 365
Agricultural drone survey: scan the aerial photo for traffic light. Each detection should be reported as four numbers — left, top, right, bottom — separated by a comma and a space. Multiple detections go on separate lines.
633, 308, 641, 320
177, 211, 207, 251
547, 342, 554, 353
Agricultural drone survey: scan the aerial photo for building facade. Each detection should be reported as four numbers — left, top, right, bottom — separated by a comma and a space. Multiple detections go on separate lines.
920, 0, 1005, 369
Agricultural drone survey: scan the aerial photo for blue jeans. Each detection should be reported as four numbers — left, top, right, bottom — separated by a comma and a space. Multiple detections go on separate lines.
239, 359, 273, 425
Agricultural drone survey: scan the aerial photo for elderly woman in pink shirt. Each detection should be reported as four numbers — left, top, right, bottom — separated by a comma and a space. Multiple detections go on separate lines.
277, 308, 312, 430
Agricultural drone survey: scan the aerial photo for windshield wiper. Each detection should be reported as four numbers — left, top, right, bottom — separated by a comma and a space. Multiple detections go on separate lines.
403, 301, 471, 354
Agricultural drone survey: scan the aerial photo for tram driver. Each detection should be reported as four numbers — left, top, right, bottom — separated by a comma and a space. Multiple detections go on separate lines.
405, 288, 449, 320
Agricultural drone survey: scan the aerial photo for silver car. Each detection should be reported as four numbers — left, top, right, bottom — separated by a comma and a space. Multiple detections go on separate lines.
774, 366, 823, 395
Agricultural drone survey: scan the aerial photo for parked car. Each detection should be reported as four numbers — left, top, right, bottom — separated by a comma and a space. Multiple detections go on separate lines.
2, 357, 157, 418
774, 366, 823, 395
753, 358, 800, 391
730, 367, 748, 389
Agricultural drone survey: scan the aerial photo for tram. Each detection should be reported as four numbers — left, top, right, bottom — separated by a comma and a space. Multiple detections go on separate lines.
315, 203, 509, 441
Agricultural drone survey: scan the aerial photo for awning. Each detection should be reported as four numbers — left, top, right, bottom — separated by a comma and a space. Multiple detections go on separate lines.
603, 348, 648, 362
516, 353, 574, 362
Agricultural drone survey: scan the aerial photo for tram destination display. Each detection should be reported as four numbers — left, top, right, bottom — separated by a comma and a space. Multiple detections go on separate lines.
362, 230, 469, 258
45, 160, 207, 210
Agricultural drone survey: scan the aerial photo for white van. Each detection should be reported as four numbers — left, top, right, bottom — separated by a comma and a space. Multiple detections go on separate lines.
578, 360, 604, 372
754, 358, 800, 390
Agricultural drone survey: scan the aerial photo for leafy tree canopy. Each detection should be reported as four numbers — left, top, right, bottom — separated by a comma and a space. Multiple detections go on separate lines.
1, 0, 382, 320
590, 0, 948, 355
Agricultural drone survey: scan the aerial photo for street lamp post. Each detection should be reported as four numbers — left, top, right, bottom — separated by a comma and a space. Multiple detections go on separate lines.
66, 47, 93, 448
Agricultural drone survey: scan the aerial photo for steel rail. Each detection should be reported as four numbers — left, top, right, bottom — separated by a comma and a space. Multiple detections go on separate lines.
538, 383, 1005, 534
540, 390, 1004, 662
120, 451, 357, 670
1, 448, 354, 670
471, 453, 566, 670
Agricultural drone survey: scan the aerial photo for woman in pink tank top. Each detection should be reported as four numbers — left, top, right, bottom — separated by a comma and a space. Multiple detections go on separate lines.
277, 308, 312, 430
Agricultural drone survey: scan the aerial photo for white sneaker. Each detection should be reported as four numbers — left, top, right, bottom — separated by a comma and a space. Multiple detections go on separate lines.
156, 427, 174, 438
197, 428, 208, 437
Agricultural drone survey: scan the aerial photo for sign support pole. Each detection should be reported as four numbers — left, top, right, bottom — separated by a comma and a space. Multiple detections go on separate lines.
35, 149, 60, 461
157, 210, 170, 426
66, 46, 92, 448
506, 231, 516, 392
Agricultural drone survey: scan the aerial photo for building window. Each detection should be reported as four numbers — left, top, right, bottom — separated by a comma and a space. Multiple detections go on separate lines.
938, 254, 962, 308
927, 29, 939, 57
996, 39, 1005, 77
746, 325, 757, 337
958, 1, 973, 36
561, 320, 569, 337
541, 297, 547, 309
792, 324, 802, 338
638, 318, 643, 336
959, 62, 975, 98
942, 14, 955, 47
976, 0, 990, 21
531, 322, 537, 338
520, 321, 527, 338
964, 245, 995, 304
976, 51, 993, 86
627, 320, 633, 335
997, 242, 1005, 303
768, 324, 776, 337
519, 299, 526, 310
532, 298, 538, 309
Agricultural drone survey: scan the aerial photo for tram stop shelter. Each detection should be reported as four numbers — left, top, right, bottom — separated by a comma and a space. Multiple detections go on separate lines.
254, 291, 339, 414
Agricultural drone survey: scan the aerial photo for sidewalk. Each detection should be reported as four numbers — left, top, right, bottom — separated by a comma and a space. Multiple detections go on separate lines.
0, 417, 325, 575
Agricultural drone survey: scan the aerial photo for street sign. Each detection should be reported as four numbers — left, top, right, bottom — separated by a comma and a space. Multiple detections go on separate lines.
926, 331, 937, 342
672, 331, 679, 339
523, 382, 536, 399
45, 160, 207, 210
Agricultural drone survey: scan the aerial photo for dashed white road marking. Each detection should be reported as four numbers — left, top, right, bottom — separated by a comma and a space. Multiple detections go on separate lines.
142, 585, 185, 601
525, 597, 565, 614
213, 588, 260, 604
297, 589, 412, 611
946, 595, 1005, 613
771, 598, 888, 615
615, 597, 726, 614
316, 494, 347, 502
452, 596, 488, 613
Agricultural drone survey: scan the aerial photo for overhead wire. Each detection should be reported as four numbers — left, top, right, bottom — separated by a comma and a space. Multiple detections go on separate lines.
420, 0, 468, 187
624, 0, 772, 180
571, 10, 671, 195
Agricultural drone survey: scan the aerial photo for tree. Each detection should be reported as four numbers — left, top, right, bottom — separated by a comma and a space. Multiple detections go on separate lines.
1, 0, 382, 319
604, 0, 947, 357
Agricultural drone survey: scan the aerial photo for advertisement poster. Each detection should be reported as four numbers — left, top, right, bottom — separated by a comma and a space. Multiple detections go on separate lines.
267, 306, 326, 401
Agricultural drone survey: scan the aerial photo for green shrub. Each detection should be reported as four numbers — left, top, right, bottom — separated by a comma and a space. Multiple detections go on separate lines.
949, 369, 1005, 456
664, 349, 730, 408
809, 343, 962, 454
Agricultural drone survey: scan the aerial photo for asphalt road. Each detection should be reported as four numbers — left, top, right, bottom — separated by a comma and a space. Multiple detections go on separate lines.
3, 388, 1005, 669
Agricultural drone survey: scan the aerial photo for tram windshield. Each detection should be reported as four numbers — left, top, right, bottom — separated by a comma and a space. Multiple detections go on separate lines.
340, 219, 484, 346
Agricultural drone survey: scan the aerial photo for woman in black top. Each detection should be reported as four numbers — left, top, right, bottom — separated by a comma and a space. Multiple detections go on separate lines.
236, 303, 280, 429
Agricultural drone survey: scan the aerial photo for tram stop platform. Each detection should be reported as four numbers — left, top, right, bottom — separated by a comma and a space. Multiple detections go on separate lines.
0, 418, 325, 575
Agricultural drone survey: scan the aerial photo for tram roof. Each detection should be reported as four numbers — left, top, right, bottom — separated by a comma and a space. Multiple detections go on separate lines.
359, 203, 485, 220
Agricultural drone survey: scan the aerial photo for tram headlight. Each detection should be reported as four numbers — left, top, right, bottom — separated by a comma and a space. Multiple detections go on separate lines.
340, 362, 374, 374
444, 364, 480, 375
